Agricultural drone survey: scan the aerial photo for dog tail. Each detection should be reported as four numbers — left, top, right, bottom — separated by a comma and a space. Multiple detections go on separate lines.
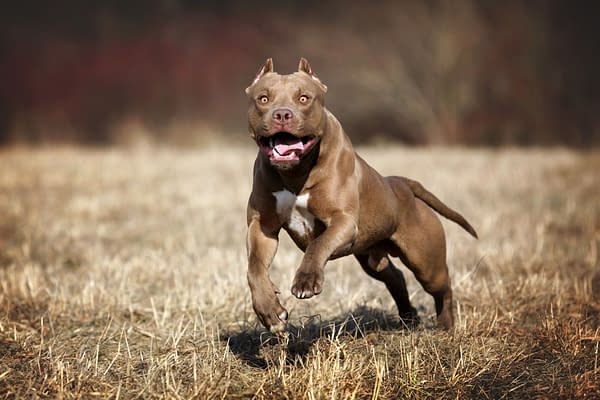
402, 177, 478, 239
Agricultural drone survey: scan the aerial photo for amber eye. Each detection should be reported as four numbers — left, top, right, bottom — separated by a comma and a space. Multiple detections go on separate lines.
258, 95, 269, 104
299, 95, 309, 104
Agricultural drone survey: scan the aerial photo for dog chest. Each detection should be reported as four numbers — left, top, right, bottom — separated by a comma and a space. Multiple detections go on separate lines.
272, 190, 315, 238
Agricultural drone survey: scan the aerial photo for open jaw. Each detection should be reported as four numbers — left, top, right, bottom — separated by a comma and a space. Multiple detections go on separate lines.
257, 132, 317, 164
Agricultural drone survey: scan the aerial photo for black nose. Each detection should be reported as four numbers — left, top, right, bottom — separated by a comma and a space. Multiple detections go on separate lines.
272, 108, 294, 122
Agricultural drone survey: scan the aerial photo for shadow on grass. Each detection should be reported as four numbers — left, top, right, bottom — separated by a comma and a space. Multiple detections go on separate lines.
222, 305, 414, 369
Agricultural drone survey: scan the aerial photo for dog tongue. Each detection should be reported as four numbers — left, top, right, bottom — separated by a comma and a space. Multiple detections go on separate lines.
273, 136, 304, 155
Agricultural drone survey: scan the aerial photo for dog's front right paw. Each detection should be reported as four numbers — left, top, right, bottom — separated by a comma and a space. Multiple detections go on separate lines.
268, 309, 289, 334
252, 297, 289, 333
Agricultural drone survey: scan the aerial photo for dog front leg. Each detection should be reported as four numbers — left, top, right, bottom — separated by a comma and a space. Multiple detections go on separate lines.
291, 212, 357, 299
246, 218, 288, 333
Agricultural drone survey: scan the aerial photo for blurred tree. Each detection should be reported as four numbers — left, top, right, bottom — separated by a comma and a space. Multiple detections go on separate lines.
0, 0, 598, 146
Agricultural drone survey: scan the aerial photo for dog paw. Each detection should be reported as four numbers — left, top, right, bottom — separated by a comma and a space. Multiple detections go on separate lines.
252, 296, 289, 332
399, 307, 420, 329
436, 310, 454, 331
291, 269, 323, 299
269, 310, 289, 334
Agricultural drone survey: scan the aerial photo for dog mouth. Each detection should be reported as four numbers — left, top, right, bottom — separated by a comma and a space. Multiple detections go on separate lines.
257, 132, 317, 164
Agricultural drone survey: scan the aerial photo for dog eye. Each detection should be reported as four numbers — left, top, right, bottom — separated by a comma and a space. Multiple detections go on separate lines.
299, 95, 309, 104
258, 95, 269, 104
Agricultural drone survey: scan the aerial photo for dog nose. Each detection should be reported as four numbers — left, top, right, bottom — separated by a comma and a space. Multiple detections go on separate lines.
272, 108, 294, 122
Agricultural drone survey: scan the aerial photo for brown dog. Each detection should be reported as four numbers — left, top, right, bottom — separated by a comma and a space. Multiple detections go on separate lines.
245, 58, 477, 332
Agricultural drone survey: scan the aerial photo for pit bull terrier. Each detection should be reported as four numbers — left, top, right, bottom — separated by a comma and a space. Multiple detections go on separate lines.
245, 58, 477, 332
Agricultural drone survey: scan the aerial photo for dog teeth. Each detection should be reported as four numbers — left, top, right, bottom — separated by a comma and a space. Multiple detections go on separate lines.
269, 137, 274, 148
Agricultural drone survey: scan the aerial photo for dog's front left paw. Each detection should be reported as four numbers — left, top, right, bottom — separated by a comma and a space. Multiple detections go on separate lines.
291, 269, 324, 299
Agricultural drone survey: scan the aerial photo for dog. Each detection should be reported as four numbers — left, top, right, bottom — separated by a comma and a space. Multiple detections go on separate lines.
245, 58, 477, 333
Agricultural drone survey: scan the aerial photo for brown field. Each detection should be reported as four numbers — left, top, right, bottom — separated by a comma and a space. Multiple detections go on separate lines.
0, 145, 598, 399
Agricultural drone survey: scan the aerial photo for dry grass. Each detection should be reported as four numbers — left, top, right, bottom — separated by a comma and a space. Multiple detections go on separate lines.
0, 145, 598, 399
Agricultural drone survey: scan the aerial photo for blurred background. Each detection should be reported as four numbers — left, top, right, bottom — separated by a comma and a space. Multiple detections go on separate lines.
1, 0, 599, 147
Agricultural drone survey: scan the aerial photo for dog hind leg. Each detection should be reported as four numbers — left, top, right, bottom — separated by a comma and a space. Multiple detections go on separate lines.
355, 254, 419, 327
390, 206, 455, 330
385, 176, 455, 330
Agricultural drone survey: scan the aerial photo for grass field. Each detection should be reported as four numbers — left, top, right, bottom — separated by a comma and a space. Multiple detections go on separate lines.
0, 145, 598, 399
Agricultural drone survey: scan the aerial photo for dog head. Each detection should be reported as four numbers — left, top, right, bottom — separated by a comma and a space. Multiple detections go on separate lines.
245, 58, 328, 170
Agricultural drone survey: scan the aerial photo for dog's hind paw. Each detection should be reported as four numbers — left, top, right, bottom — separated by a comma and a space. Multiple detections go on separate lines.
399, 307, 420, 329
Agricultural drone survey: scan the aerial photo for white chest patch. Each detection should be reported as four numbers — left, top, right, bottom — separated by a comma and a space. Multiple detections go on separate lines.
272, 190, 315, 238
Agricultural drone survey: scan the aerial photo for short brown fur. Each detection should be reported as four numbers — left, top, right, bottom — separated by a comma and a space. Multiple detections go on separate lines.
245, 58, 477, 332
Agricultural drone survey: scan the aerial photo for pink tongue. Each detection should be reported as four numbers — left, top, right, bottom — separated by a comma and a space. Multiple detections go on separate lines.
273, 138, 303, 155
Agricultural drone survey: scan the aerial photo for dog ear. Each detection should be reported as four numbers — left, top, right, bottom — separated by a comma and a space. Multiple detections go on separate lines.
245, 58, 274, 94
298, 57, 327, 93
298, 57, 313, 75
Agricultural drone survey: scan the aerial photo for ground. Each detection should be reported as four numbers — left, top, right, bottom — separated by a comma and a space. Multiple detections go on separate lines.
0, 145, 598, 399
